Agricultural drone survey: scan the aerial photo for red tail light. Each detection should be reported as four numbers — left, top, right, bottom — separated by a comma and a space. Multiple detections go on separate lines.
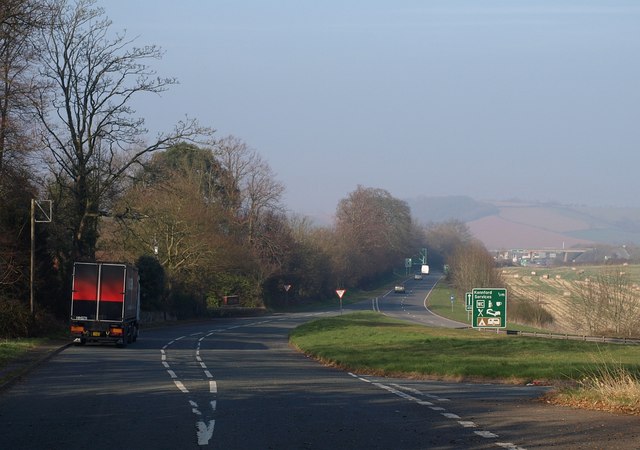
70, 325, 85, 334
110, 327, 124, 336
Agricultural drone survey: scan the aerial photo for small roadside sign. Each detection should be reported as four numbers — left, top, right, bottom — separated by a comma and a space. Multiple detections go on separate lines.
465, 292, 472, 311
336, 289, 346, 315
472, 288, 507, 328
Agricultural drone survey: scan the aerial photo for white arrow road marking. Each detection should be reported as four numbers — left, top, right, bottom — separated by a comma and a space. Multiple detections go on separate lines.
162, 322, 278, 447
196, 420, 215, 445
190, 400, 202, 416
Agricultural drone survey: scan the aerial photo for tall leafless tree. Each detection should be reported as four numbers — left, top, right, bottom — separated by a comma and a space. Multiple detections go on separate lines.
334, 185, 415, 287
0, 0, 49, 308
448, 239, 503, 297
215, 135, 285, 245
0, 0, 45, 177
32, 0, 210, 260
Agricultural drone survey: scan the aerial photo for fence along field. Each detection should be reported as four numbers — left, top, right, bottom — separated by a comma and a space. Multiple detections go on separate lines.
502, 264, 640, 337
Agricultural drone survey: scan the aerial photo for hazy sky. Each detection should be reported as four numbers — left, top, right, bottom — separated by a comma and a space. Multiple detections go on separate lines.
97, 1, 640, 217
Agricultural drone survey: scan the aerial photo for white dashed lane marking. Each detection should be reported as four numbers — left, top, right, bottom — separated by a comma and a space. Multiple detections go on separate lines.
161, 319, 276, 446
349, 373, 527, 450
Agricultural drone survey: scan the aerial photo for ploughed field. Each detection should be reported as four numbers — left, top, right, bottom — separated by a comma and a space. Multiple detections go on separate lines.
501, 264, 640, 335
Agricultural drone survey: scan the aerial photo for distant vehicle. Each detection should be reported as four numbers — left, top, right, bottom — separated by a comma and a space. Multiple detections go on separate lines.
394, 285, 405, 293
414, 274, 423, 280
421, 264, 430, 275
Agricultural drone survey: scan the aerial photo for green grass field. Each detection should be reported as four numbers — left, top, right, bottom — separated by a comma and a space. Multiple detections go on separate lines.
0, 338, 43, 366
289, 311, 640, 383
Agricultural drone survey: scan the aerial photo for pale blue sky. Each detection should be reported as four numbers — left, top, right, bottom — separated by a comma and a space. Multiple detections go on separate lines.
98, 1, 640, 217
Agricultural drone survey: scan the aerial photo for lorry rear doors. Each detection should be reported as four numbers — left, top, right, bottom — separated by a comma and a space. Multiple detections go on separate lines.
71, 263, 126, 321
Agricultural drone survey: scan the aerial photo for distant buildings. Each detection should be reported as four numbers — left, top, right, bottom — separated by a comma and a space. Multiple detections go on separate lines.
493, 246, 631, 266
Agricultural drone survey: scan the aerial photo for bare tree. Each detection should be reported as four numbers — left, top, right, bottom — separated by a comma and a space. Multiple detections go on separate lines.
571, 270, 640, 336
423, 219, 473, 270
448, 239, 503, 296
0, 0, 50, 312
32, 0, 211, 260
334, 185, 415, 286
0, 0, 45, 177
215, 135, 285, 244
105, 154, 258, 313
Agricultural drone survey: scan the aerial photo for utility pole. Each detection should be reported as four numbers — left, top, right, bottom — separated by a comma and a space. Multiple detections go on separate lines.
30, 199, 52, 314
30, 200, 35, 314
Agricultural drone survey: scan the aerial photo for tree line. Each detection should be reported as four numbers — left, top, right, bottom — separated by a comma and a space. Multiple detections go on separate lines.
0, 0, 496, 336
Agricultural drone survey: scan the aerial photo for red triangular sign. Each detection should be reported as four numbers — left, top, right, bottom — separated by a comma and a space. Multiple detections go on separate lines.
336, 289, 346, 299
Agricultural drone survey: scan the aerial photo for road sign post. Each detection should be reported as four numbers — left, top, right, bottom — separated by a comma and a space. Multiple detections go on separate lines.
472, 288, 507, 329
336, 289, 346, 314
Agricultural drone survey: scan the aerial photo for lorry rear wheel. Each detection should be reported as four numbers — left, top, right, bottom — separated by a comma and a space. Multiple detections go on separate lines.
117, 326, 128, 348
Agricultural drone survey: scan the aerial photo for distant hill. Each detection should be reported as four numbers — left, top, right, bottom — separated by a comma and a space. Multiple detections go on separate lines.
406, 196, 640, 249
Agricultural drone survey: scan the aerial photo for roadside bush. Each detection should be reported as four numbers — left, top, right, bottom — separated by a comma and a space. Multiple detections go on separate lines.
509, 293, 554, 327
30, 308, 66, 337
0, 298, 66, 338
206, 272, 260, 309
0, 298, 32, 338
168, 282, 206, 319
137, 255, 166, 311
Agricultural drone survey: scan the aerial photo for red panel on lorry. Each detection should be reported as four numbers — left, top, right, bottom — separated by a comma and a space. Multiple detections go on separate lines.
71, 263, 99, 320
72, 263, 98, 301
99, 264, 125, 302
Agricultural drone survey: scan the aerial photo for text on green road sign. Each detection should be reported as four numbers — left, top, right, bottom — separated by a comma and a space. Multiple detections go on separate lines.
472, 288, 507, 328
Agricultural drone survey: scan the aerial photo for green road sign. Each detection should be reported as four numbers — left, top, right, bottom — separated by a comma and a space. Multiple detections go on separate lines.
465, 292, 472, 311
472, 288, 507, 328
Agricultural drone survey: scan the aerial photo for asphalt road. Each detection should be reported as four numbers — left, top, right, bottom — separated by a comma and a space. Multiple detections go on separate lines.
1, 276, 639, 449
362, 272, 468, 328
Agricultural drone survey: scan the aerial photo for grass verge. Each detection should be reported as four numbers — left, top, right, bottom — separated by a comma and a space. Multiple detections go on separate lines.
0, 338, 63, 387
0, 338, 43, 366
289, 311, 640, 413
